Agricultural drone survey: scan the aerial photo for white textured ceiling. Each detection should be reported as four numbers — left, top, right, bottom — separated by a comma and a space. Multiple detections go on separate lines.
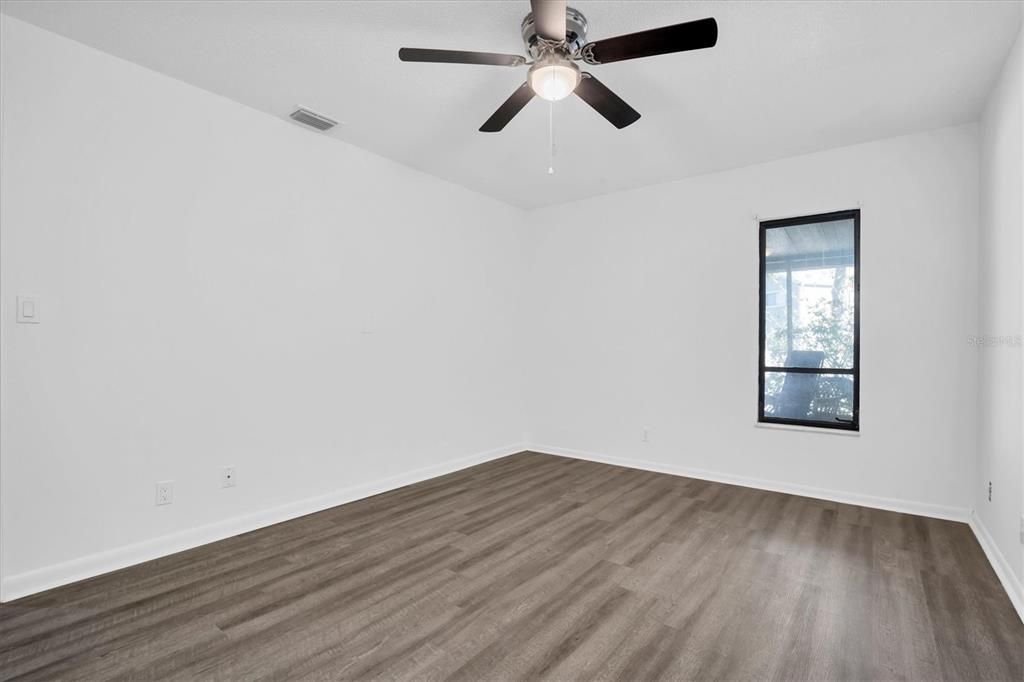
1, 1, 1020, 208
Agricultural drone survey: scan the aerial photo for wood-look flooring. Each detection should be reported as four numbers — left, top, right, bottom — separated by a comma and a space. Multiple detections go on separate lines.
1, 451, 1021, 680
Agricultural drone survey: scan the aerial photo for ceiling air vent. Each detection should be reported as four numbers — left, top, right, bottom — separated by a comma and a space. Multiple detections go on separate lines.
289, 107, 338, 131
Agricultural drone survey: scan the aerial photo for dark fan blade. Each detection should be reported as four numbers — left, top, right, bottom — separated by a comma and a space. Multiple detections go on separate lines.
480, 83, 534, 132
531, 0, 567, 42
583, 17, 717, 64
575, 73, 641, 129
398, 48, 524, 66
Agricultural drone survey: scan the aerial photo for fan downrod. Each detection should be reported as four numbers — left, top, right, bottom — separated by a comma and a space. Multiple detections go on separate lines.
521, 6, 589, 59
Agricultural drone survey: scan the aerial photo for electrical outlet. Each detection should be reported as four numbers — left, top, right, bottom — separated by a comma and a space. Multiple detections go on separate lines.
642, 427, 649, 443
156, 480, 174, 506
988, 481, 992, 502
221, 466, 236, 488
1019, 515, 1024, 544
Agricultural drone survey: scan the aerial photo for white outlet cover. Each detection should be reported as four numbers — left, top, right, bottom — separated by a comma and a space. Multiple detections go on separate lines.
221, 466, 236, 488
156, 480, 174, 505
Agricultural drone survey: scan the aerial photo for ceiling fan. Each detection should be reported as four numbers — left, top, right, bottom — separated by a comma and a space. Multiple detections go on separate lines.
398, 0, 717, 132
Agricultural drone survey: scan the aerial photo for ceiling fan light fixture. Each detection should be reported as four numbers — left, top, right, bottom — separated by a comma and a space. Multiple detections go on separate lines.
398, 1, 719, 131
528, 58, 580, 101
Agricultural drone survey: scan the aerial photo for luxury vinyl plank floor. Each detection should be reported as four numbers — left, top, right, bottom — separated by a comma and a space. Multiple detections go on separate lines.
1, 452, 1021, 681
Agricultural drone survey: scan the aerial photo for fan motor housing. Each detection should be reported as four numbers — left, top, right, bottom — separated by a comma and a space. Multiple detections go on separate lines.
521, 6, 589, 58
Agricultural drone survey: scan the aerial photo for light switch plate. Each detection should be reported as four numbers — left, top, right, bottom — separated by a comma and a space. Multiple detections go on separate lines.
16, 296, 40, 324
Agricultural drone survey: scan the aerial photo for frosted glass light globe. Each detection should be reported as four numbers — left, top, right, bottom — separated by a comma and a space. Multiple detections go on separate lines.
529, 61, 580, 101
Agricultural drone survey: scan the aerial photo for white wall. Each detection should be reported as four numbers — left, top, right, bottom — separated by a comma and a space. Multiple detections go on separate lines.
524, 124, 980, 518
0, 17, 528, 598
978, 22, 1023, 594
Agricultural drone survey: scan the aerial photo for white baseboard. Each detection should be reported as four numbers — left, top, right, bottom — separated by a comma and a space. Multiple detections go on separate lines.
1, 443, 527, 602
526, 443, 970, 522
969, 511, 1024, 624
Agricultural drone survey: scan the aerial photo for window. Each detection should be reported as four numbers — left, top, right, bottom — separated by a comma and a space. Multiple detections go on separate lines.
758, 210, 859, 430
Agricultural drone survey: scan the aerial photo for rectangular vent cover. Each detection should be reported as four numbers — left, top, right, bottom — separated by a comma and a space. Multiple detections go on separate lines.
289, 107, 338, 131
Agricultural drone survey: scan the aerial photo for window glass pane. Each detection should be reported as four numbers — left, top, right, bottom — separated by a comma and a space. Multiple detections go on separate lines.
763, 219, 855, 369
764, 371, 854, 424
763, 271, 789, 366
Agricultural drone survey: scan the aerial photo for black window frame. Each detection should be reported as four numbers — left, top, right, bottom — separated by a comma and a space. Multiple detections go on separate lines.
758, 209, 860, 431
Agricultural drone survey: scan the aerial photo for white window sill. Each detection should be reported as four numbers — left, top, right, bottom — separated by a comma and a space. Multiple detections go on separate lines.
755, 422, 861, 437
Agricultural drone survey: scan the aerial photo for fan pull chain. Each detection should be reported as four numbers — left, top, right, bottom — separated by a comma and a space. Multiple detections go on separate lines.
547, 100, 555, 175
